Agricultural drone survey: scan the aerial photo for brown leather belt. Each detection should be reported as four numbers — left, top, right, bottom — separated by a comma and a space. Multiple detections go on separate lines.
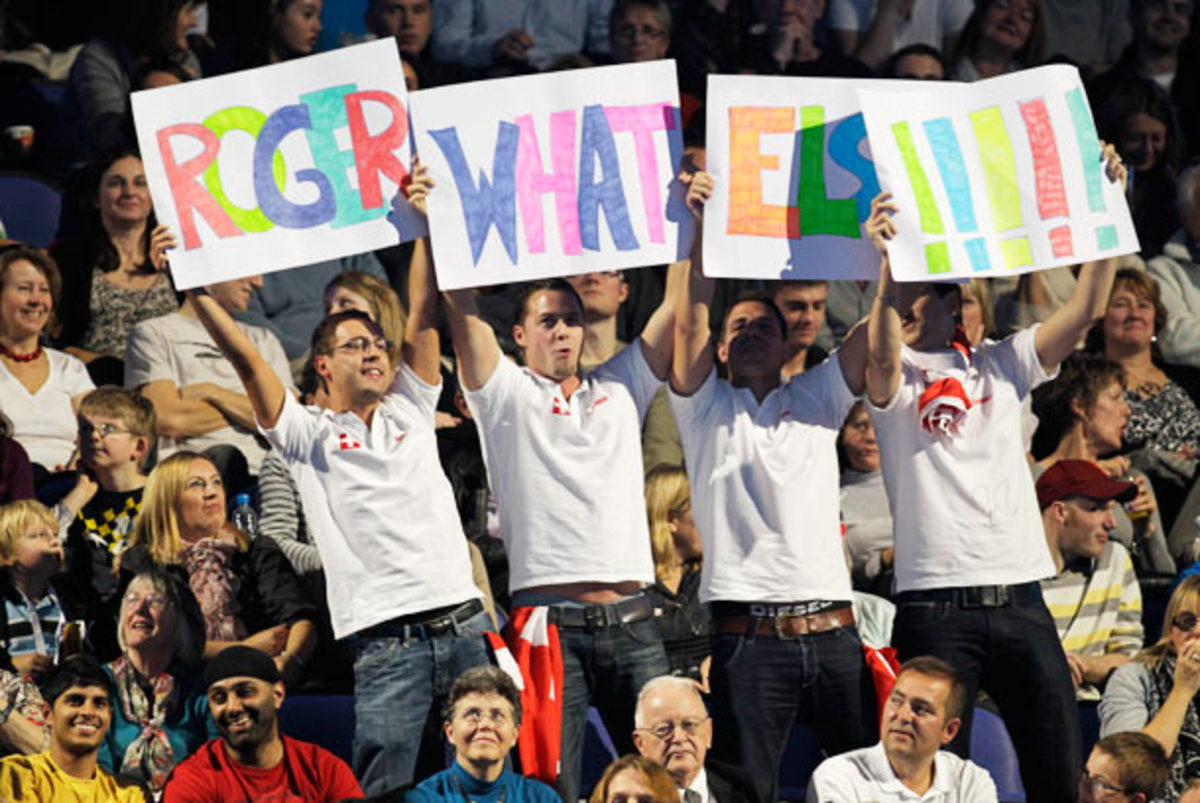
712, 605, 855, 639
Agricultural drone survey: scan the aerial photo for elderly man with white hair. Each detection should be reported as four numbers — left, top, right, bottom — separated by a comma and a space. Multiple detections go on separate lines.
632, 676, 752, 802
1149, 164, 1200, 367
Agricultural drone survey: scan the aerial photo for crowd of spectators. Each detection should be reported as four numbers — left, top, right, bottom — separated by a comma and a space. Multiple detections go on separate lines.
1, 0, 1200, 801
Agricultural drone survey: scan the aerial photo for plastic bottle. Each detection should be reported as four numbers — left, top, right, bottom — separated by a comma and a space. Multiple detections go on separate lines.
232, 493, 258, 538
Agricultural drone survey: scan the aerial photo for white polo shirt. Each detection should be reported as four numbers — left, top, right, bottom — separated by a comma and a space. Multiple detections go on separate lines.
668, 356, 855, 604
463, 343, 659, 592
807, 743, 997, 802
867, 327, 1057, 593
260, 364, 479, 639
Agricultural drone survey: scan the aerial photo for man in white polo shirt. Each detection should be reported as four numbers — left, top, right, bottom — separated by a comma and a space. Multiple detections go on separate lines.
672, 172, 874, 803
443, 259, 685, 801
808, 656, 997, 802
184, 234, 489, 796
862, 148, 1125, 802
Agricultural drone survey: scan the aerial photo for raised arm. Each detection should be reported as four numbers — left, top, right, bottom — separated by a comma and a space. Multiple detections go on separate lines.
443, 289, 502, 393
638, 258, 689, 381
1034, 144, 1126, 371
671, 171, 717, 396
401, 163, 444, 386
187, 289, 287, 429
865, 193, 902, 407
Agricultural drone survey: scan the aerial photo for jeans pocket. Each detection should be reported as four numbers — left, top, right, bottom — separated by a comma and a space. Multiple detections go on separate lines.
831, 624, 863, 646
620, 617, 664, 647
714, 633, 748, 669
355, 636, 400, 674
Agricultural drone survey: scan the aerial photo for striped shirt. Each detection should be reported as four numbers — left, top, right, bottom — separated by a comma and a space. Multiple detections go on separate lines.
2, 582, 64, 660
1041, 541, 1143, 699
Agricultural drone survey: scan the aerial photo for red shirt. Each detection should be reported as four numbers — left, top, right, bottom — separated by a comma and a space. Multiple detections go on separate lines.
162, 736, 362, 803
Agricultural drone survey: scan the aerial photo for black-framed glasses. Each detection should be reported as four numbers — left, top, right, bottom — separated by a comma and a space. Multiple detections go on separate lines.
79, 422, 130, 439
613, 24, 666, 41
637, 716, 709, 740
331, 336, 391, 355
1078, 768, 1129, 798
1173, 611, 1199, 632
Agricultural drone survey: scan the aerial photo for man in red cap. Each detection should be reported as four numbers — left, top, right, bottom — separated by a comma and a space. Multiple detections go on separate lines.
1038, 460, 1145, 700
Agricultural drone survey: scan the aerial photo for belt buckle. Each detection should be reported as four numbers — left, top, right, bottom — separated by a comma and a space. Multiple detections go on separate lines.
773, 614, 803, 640
583, 606, 607, 631
969, 586, 1005, 608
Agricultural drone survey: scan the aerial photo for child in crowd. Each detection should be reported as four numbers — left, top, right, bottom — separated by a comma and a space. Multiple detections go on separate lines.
0, 500, 70, 678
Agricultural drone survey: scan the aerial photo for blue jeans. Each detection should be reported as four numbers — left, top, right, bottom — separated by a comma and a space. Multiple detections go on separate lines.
893, 591, 1081, 803
709, 625, 877, 803
556, 616, 670, 803
351, 608, 493, 796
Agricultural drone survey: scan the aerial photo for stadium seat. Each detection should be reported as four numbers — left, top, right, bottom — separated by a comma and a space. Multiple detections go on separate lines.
0, 172, 61, 247
970, 708, 1026, 802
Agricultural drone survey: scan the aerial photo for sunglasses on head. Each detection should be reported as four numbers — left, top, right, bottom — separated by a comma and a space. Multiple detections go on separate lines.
1173, 611, 1200, 632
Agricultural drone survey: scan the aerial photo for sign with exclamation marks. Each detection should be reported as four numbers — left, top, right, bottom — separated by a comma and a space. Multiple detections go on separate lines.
891, 121, 949, 274
970, 107, 1033, 270
922, 118, 989, 272
1065, 87, 1119, 251
1019, 98, 1072, 257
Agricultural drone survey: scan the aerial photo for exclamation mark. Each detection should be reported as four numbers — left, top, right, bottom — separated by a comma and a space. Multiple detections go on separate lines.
1066, 87, 1118, 250
923, 118, 989, 272
891, 121, 950, 275
970, 107, 1032, 270
1019, 98, 1073, 257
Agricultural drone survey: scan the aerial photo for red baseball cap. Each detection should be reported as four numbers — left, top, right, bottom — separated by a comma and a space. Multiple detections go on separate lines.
1036, 460, 1137, 510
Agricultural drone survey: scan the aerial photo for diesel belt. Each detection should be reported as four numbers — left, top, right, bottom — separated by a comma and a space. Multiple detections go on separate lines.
548, 594, 655, 630
359, 598, 484, 640
713, 605, 856, 639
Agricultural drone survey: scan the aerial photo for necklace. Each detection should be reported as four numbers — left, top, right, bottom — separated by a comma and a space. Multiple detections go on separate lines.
0, 341, 42, 363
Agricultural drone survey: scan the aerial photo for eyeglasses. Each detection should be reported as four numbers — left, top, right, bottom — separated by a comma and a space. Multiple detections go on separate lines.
614, 24, 666, 41
1078, 768, 1129, 798
79, 422, 130, 438
1173, 611, 1200, 632
331, 336, 391, 355
124, 592, 170, 611
457, 708, 511, 726
638, 716, 709, 740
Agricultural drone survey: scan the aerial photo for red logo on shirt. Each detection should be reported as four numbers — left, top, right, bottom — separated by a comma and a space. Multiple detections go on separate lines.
591, 396, 610, 409
551, 397, 571, 416
338, 433, 362, 450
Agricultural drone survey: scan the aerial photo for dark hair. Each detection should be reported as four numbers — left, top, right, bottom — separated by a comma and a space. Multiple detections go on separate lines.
1029, 354, 1126, 460
609, 0, 673, 39
897, 656, 966, 721
512, 279, 585, 327
718, 291, 788, 341
1097, 77, 1182, 179
881, 43, 948, 79
1094, 731, 1170, 798
443, 666, 523, 726
99, 0, 202, 64
952, 0, 1046, 72
1083, 268, 1169, 359
39, 654, 116, 707
310, 310, 386, 356
836, 400, 869, 473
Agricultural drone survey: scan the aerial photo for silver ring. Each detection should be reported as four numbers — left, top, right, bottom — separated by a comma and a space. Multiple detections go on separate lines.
1190, 654, 1200, 663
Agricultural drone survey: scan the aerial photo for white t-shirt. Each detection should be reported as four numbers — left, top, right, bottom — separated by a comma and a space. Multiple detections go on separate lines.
669, 356, 856, 604
260, 364, 479, 639
807, 742, 998, 802
868, 327, 1057, 593
464, 344, 660, 592
0, 349, 94, 468
125, 312, 293, 473
827, 0, 973, 51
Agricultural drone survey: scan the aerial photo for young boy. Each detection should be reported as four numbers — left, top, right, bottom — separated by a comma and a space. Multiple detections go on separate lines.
58, 388, 155, 606
0, 499, 69, 678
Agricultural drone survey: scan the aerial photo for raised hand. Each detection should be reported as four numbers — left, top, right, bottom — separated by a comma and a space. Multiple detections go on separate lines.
682, 170, 714, 219
406, 159, 434, 216
148, 224, 178, 273
865, 192, 898, 255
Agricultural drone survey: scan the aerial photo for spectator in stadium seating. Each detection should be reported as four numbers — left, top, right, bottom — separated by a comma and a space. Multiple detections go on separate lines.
0, 411, 34, 505
1148, 164, 1200, 367
120, 452, 317, 680
0, 655, 152, 801
125, 273, 293, 476
589, 755, 679, 803
609, 0, 671, 64
839, 401, 894, 597
948, 0, 1045, 81
0, 247, 94, 481
1036, 460, 1144, 700
51, 150, 177, 387
1081, 726, 1170, 802
829, 0, 972, 71
960, 279, 997, 345
879, 42, 948, 78
410, 666, 558, 801
676, 172, 874, 802
0, 500, 73, 679
642, 466, 710, 687
807, 657, 997, 802
772, 280, 831, 380
1031, 354, 1174, 575
98, 569, 212, 794
365, 0, 469, 87
65, 0, 203, 161
431, 0, 613, 73
864, 145, 1125, 800
324, 270, 406, 376
267, 0, 323, 63
185, 205, 492, 794
1100, 575, 1200, 798
760, 0, 873, 77
1084, 268, 1200, 539
162, 645, 361, 802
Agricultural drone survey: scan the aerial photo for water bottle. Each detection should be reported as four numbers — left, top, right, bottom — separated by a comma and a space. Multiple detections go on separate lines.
232, 493, 258, 538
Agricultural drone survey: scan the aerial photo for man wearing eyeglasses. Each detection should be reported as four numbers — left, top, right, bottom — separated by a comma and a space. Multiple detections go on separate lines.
1078, 732, 1169, 803
410, 666, 559, 801
632, 675, 751, 802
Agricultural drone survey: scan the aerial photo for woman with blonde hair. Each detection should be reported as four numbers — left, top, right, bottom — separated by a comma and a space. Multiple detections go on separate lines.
324, 270, 406, 370
121, 451, 317, 679
644, 465, 709, 688
589, 755, 679, 803
1101, 575, 1200, 797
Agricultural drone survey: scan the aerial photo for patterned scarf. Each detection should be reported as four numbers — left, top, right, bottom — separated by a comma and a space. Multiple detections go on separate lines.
110, 655, 179, 792
1149, 654, 1200, 798
179, 537, 247, 642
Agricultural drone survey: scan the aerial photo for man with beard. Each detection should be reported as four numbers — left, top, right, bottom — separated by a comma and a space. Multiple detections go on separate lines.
0, 655, 151, 801
162, 646, 361, 802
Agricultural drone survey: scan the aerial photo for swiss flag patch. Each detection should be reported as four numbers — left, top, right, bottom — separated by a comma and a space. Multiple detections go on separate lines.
338, 432, 362, 450
551, 397, 571, 417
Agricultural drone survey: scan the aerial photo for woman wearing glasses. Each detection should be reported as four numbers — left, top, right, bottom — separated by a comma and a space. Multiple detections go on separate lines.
98, 568, 213, 795
119, 453, 317, 683
1100, 575, 1200, 797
